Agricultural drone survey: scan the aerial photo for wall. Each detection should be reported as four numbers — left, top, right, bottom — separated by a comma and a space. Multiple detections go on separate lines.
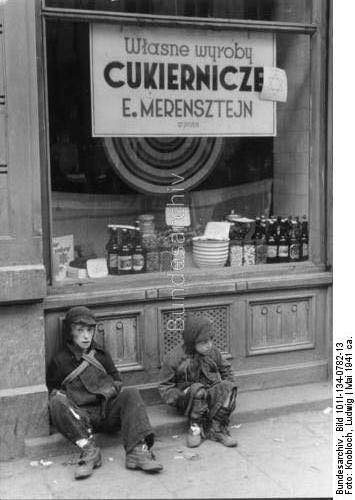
0, 0, 331, 460
0, 0, 48, 460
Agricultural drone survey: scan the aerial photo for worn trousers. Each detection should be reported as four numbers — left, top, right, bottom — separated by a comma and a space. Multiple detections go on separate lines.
176, 380, 237, 421
49, 387, 153, 453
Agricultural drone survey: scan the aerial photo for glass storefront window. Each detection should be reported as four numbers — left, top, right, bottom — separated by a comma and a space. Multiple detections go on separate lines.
44, 0, 312, 24
46, 20, 311, 283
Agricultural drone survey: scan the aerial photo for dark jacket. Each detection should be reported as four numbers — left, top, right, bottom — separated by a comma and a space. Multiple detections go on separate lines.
159, 344, 236, 406
46, 342, 122, 408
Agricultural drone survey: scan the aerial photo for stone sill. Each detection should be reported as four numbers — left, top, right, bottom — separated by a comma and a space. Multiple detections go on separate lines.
0, 265, 46, 303
44, 264, 332, 310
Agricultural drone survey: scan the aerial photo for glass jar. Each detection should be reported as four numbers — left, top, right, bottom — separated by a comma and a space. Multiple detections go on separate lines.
146, 250, 160, 272
243, 241, 256, 266
229, 241, 243, 267
138, 214, 155, 235
142, 232, 158, 251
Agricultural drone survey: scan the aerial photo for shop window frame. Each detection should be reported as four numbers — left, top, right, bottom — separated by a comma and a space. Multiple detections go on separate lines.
37, 0, 329, 290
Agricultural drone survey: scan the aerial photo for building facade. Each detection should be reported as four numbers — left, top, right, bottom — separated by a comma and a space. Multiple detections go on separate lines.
0, 0, 332, 460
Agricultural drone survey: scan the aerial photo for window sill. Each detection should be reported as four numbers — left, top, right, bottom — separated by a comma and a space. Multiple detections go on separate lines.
44, 261, 332, 310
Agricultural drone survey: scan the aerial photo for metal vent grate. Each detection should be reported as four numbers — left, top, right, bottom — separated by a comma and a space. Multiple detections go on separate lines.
161, 306, 229, 357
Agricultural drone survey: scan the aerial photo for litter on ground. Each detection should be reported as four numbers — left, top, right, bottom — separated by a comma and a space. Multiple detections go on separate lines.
183, 452, 200, 461
39, 459, 53, 467
61, 457, 77, 466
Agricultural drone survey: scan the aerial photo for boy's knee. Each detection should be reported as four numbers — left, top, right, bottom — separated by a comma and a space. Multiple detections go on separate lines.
194, 387, 207, 400
49, 390, 69, 408
121, 387, 141, 402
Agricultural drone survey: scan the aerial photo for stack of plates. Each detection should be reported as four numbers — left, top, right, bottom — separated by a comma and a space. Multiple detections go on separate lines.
192, 238, 229, 268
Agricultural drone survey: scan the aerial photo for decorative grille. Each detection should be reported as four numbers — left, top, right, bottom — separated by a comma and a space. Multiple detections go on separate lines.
161, 306, 229, 357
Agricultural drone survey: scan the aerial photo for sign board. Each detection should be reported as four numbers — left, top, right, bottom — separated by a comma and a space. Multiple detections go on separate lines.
90, 24, 276, 137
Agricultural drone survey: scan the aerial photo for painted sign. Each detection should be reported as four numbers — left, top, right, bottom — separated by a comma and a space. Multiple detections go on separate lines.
90, 24, 276, 137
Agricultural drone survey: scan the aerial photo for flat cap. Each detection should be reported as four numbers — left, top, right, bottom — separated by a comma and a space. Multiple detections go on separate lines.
64, 306, 97, 326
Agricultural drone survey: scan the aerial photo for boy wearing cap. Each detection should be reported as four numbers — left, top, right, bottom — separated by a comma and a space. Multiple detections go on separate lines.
46, 306, 163, 479
159, 314, 238, 448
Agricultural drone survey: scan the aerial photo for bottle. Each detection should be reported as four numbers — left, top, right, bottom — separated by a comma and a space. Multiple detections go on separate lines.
266, 219, 278, 263
300, 215, 309, 261
118, 228, 133, 274
118, 244, 132, 274
275, 216, 282, 239
277, 219, 289, 263
106, 226, 119, 275
288, 219, 301, 262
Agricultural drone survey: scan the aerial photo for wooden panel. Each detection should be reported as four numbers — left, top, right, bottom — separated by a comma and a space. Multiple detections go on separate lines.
247, 295, 315, 355
96, 314, 140, 369
160, 304, 230, 359
55, 310, 143, 371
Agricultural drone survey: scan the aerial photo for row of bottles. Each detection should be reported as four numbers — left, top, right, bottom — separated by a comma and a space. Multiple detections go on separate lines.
228, 214, 309, 267
106, 225, 145, 275
105, 215, 173, 275
264, 215, 308, 264
105, 213, 309, 274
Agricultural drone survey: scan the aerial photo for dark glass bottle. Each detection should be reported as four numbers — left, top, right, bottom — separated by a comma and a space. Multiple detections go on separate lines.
118, 244, 133, 274
278, 219, 289, 263
118, 229, 133, 274
275, 216, 282, 239
106, 227, 119, 275
288, 219, 301, 262
300, 215, 309, 261
266, 219, 278, 263
260, 215, 267, 238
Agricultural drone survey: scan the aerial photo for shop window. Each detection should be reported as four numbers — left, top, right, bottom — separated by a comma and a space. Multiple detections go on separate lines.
46, 19, 311, 283
44, 0, 312, 23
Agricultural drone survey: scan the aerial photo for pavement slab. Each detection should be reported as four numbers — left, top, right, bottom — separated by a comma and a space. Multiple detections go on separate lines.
0, 409, 332, 499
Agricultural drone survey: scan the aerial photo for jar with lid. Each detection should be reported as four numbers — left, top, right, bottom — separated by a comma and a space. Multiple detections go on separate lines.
138, 214, 155, 235
145, 245, 160, 272
138, 214, 159, 272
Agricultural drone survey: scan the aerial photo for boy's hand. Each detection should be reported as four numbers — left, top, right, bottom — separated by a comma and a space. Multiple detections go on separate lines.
113, 381, 123, 394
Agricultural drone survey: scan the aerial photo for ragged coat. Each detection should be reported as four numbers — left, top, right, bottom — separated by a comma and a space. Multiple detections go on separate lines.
159, 344, 236, 406
46, 342, 122, 408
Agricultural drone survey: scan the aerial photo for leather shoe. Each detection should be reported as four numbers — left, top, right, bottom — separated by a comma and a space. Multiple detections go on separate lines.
74, 442, 102, 480
125, 443, 163, 473
209, 420, 238, 447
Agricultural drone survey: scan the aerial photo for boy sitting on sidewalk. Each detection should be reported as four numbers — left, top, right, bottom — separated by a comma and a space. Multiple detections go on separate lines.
46, 306, 163, 479
159, 314, 238, 448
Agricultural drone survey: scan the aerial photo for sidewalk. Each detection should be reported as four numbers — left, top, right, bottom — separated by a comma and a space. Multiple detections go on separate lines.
24, 381, 332, 459
0, 408, 332, 499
